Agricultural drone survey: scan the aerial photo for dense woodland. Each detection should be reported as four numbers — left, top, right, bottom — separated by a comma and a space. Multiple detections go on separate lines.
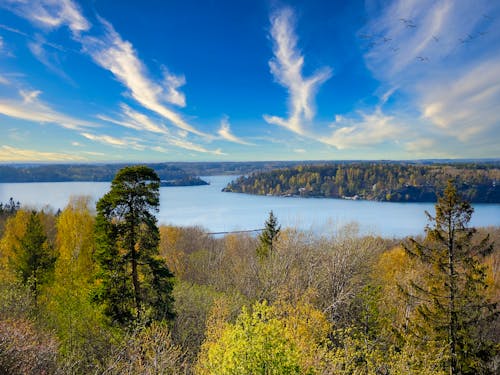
223, 162, 500, 203
0, 166, 498, 374
0, 163, 207, 186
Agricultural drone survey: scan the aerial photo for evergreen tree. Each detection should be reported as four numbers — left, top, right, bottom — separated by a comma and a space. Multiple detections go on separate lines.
93, 166, 174, 326
12, 211, 55, 302
256, 210, 281, 259
404, 180, 498, 374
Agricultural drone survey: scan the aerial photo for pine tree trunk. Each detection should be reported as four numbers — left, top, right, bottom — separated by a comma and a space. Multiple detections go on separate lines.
130, 213, 141, 320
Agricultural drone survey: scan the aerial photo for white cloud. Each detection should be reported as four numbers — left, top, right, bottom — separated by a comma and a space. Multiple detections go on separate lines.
80, 132, 133, 147
362, 0, 500, 148
322, 108, 404, 150
20, 89, 42, 103
119, 103, 170, 134
81, 18, 208, 138
27, 37, 73, 82
0, 145, 85, 161
97, 105, 223, 154
0, 0, 90, 35
264, 7, 332, 135
217, 116, 253, 145
162, 67, 186, 107
0, 89, 98, 130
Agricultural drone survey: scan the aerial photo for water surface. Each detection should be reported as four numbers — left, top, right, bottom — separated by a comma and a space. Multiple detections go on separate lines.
1, 175, 499, 238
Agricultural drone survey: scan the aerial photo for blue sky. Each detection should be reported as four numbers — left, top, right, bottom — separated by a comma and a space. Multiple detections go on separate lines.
0, 0, 499, 162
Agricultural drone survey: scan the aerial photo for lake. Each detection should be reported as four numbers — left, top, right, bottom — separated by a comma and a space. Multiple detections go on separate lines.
1, 175, 499, 238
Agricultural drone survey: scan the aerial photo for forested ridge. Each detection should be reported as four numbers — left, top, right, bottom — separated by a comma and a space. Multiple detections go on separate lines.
0, 163, 207, 186
0, 167, 498, 374
223, 162, 500, 203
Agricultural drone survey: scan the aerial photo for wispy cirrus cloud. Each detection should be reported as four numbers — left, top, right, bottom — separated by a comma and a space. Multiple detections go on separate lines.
2, 0, 218, 155
97, 104, 170, 135
0, 0, 90, 35
80, 132, 147, 151
0, 89, 97, 130
217, 116, 254, 145
322, 107, 404, 150
361, 0, 500, 151
0, 145, 85, 161
264, 7, 332, 135
27, 36, 74, 83
97, 104, 223, 154
80, 17, 209, 138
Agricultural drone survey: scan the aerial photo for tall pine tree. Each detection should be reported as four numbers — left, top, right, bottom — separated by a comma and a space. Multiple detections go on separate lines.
404, 180, 498, 375
93, 166, 174, 326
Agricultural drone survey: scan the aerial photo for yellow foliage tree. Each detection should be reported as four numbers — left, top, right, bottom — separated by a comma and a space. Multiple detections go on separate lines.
196, 299, 334, 374
0, 210, 30, 282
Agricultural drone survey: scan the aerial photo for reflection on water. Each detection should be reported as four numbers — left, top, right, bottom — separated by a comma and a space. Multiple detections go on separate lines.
1, 175, 499, 238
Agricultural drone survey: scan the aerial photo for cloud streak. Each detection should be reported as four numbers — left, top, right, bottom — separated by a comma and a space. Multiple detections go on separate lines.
0, 0, 90, 35
361, 0, 500, 150
264, 7, 332, 135
0, 89, 98, 130
0, 145, 85, 161
217, 117, 254, 145
80, 17, 209, 138
3, 0, 219, 156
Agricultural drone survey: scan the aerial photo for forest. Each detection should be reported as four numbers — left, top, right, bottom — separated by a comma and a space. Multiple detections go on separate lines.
0, 166, 498, 374
223, 162, 500, 203
0, 163, 207, 186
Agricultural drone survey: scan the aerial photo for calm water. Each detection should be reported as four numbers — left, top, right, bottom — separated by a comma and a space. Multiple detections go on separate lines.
1, 175, 499, 238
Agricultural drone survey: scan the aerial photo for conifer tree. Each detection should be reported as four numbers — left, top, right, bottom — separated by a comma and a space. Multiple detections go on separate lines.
256, 210, 281, 259
93, 166, 174, 326
404, 180, 498, 375
12, 211, 55, 303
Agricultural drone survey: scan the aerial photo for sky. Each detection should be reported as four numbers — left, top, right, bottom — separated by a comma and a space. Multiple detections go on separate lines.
0, 0, 499, 163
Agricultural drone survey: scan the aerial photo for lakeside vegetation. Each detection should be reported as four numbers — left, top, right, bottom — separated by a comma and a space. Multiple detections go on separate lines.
223, 162, 500, 203
0, 163, 207, 186
0, 166, 498, 374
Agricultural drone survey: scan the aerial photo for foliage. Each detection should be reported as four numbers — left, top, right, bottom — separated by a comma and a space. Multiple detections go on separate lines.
100, 321, 187, 374
196, 299, 334, 374
93, 166, 175, 326
403, 181, 499, 374
223, 162, 500, 202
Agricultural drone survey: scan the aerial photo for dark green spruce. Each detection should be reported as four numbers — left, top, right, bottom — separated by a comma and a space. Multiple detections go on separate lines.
12, 211, 55, 304
403, 181, 498, 374
256, 210, 281, 259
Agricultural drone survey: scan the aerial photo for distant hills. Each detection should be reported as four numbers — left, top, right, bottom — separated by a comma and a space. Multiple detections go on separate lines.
0, 163, 208, 186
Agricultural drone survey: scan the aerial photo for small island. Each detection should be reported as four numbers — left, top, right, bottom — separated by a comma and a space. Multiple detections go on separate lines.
222, 162, 500, 203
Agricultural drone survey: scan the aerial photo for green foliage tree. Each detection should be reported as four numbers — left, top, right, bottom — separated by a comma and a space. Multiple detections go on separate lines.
11, 211, 55, 303
93, 166, 174, 326
256, 210, 281, 259
404, 180, 498, 374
